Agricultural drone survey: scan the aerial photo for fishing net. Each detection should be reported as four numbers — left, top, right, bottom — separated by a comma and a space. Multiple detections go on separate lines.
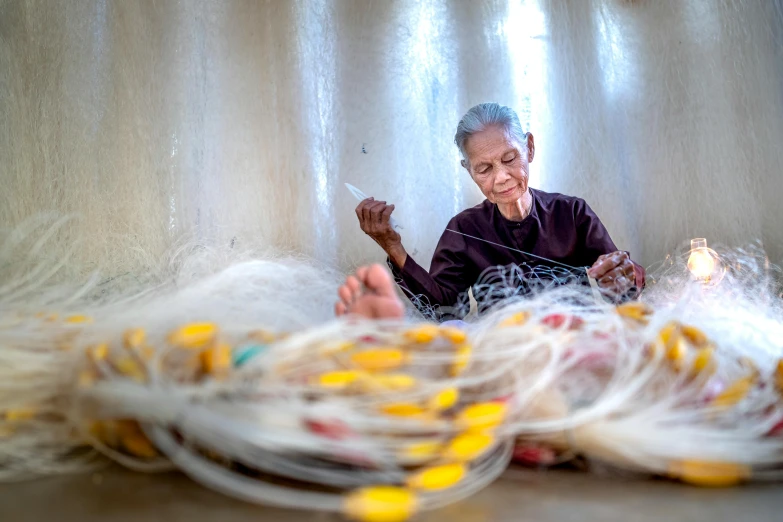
1, 223, 782, 522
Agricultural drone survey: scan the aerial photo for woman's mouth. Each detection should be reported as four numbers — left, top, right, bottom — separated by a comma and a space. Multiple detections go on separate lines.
498, 186, 516, 196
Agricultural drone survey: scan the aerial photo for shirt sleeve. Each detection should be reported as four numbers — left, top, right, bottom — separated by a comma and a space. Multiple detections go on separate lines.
575, 199, 618, 262
387, 223, 473, 320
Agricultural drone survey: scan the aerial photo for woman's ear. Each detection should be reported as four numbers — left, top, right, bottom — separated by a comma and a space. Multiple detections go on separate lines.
527, 132, 535, 162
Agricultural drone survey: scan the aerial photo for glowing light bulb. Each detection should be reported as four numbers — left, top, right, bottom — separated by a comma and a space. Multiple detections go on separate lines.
687, 238, 717, 281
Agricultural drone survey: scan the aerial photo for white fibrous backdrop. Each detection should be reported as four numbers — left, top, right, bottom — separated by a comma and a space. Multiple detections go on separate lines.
1, 0, 782, 283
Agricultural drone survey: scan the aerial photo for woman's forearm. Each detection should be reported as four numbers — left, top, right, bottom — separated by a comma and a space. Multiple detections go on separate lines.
386, 243, 408, 270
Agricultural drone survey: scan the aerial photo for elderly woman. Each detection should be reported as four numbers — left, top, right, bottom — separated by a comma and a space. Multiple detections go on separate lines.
349, 103, 645, 320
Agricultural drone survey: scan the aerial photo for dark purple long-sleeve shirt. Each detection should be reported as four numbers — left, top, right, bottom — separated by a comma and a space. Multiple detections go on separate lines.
388, 188, 645, 319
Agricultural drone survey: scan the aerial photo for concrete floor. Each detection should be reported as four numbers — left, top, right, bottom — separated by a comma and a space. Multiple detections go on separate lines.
1, 467, 781, 522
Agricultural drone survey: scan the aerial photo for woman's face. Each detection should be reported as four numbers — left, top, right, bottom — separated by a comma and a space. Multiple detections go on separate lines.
463, 126, 535, 205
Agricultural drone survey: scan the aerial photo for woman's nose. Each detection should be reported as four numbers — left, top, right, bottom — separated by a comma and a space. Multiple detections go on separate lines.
494, 166, 511, 184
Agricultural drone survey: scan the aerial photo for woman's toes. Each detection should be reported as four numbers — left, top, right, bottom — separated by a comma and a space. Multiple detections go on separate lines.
346, 275, 362, 300
338, 285, 354, 307
364, 264, 397, 298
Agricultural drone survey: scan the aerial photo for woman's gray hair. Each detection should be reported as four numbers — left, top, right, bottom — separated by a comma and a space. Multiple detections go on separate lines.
454, 103, 527, 160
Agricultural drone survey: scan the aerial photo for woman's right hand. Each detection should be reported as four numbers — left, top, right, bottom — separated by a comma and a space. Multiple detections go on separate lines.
355, 198, 407, 266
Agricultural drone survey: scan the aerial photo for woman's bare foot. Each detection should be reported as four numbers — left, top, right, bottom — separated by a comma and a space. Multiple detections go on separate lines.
335, 264, 405, 319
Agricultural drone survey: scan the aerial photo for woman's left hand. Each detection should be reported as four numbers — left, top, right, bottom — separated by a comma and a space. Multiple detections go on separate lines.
587, 251, 636, 299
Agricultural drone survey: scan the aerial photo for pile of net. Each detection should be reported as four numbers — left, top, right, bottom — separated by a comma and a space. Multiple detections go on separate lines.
1, 230, 782, 522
